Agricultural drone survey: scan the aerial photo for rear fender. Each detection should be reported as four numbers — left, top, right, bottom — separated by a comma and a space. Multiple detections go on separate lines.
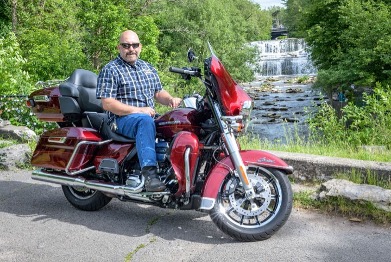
199, 150, 293, 211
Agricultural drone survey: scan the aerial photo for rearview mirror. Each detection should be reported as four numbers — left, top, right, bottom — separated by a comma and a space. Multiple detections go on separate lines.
187, 49, 197, 62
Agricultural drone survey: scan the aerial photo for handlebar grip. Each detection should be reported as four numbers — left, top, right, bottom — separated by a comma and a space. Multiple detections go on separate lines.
169, 67, 200, 76
169, 67, 186, 74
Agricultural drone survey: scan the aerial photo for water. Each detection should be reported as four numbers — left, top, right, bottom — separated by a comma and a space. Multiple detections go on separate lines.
250, 38, 317, 77
244, 40, 322, 143
243, 77, 326, 143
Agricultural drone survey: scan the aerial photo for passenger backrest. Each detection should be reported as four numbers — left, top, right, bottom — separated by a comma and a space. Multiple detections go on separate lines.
59, 69, 103, 123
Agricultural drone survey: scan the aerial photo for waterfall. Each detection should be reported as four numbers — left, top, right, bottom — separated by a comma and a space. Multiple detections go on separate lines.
250, 38, 317, 77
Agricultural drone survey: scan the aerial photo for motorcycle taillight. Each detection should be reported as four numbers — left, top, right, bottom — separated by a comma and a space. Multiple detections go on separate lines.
26, 99, 35, 108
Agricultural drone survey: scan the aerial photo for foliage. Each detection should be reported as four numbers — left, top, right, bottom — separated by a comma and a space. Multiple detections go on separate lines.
294, 192, 391, 225
284, 0, 391, 94
281, 0, 308, 38
0, 0, 11, 37
267, 6, 286, 29
154, 0, 271, 82
76, 0, 131, 70
334, 170, 391, 189
0, 0, 273, 128
307, 84, 391, 148
0, 31, 33, 95
239, 133, 391, 162
130, 16, 161, 66
0, 96, 57, 134
16, 0, 90, 82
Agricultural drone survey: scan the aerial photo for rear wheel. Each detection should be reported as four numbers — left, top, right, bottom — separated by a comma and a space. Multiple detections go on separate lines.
209, 166, 292, 241
62, 185, 112, 211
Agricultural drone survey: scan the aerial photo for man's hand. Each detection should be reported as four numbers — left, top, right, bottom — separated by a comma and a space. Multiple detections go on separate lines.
169, 97, 182, 108
139, 107, 155, 117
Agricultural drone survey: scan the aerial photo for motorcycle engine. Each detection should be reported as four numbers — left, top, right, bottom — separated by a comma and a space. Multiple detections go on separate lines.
156, 139, 170, 163
155, 139, 178, 193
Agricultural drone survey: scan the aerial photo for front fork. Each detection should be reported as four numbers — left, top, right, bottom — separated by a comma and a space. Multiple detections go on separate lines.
212, 102, 256, 200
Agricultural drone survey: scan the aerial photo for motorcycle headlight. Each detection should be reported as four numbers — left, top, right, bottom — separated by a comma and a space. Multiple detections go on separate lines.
220, 100, 253, 134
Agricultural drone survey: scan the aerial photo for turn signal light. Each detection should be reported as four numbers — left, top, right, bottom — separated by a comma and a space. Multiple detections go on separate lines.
26, 99, 35, 108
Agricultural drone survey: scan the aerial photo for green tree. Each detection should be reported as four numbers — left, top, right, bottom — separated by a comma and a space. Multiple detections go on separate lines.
285, 0, 391, 94
0, 0, 10, 35
282, 0, 308, 38
76, 0, 129, 70
0, 31, 32, 95
155, 0, 271, 82
337, 1, 391, 85
16, 0, 89, 81
77, 0, 161, 70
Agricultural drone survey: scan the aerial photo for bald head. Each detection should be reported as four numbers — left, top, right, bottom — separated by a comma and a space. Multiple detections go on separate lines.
117, 30, 142, 65
119, 30, 140, 43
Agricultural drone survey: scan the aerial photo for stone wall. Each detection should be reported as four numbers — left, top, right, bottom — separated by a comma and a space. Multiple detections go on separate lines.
268, 150, 391, 183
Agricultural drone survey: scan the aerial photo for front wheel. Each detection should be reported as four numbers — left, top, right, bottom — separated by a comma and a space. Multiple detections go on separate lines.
209, 166, 293, 241
62, 185, 112, 211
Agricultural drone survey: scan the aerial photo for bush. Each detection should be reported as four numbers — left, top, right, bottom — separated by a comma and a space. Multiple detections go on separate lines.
0, 32, 34, 95
0, 96, 57, 135
308, 84, 391, 148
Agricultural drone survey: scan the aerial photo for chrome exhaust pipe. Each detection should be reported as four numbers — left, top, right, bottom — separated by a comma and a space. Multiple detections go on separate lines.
31, 168, 166, 202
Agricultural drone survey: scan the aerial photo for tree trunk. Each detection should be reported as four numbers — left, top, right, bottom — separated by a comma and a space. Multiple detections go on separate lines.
11, 0, 17, 33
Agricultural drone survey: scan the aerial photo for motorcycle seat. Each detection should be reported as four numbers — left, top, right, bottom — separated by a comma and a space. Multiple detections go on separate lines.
86, 112, 135, 143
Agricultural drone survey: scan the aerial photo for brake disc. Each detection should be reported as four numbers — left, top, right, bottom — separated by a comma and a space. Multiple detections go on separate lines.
228, 174, 272, 217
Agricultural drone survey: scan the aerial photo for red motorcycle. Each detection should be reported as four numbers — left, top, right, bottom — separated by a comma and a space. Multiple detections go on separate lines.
27, 43, 293, 241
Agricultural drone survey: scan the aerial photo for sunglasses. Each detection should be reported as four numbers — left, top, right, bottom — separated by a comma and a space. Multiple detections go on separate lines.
120, 43, 140, 49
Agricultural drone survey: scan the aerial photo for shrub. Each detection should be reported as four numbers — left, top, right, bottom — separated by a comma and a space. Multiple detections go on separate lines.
0, 96, 57, 135
308, 84, 391, 148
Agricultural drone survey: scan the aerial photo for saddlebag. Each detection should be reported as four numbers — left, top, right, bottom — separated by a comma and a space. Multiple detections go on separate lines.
31, 127, 103, 174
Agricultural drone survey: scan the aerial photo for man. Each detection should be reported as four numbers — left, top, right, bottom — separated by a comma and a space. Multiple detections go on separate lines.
96, 30, 181, 192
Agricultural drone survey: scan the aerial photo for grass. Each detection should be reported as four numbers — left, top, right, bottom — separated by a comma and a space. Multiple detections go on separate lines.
239, 133, 391, 224
146, 216, 160, 233
334, 169, 391, 189
294, 191, 391, 225
0, 139, 16, 149
124, 239, 156, 262
239, 134, 391, 162
124, 215, 160, 262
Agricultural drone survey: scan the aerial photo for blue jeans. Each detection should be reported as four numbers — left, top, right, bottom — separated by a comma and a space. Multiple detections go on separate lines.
115, 113, 156, 169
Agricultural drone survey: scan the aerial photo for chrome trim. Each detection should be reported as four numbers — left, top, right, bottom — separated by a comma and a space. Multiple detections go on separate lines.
65, 139, 112, 176
33, 95, 50, 102
184, 147, 191, 198
31, 169, 161, 201
199, 197, 215, 211
212, 101, 255, 198
48, 137, 67, 144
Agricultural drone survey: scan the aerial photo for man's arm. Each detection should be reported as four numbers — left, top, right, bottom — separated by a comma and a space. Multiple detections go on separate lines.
155, 90, 182, 108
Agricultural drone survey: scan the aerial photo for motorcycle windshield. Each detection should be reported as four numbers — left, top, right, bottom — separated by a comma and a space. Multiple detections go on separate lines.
207, 43, 251, 116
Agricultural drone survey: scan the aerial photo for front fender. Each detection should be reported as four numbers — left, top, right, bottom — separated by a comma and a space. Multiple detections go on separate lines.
199, 150, 293, 211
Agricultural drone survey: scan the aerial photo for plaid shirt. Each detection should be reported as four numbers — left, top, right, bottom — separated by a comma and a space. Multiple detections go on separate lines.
96, 55, 163, 121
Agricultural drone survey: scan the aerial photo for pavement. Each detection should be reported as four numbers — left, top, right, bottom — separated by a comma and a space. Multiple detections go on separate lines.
1, 169, 390, 262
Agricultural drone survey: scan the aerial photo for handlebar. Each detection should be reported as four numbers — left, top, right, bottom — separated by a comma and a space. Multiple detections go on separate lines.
169, 67, 201, 77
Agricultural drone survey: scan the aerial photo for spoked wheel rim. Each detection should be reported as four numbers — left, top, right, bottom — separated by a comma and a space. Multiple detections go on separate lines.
218, 165, 283, 228
67, 186, 97, 200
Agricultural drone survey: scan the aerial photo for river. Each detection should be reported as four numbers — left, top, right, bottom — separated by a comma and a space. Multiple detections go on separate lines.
243, 39, 322, 143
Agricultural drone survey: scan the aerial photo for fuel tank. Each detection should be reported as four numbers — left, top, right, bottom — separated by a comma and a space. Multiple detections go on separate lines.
155, 108, 205, 140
